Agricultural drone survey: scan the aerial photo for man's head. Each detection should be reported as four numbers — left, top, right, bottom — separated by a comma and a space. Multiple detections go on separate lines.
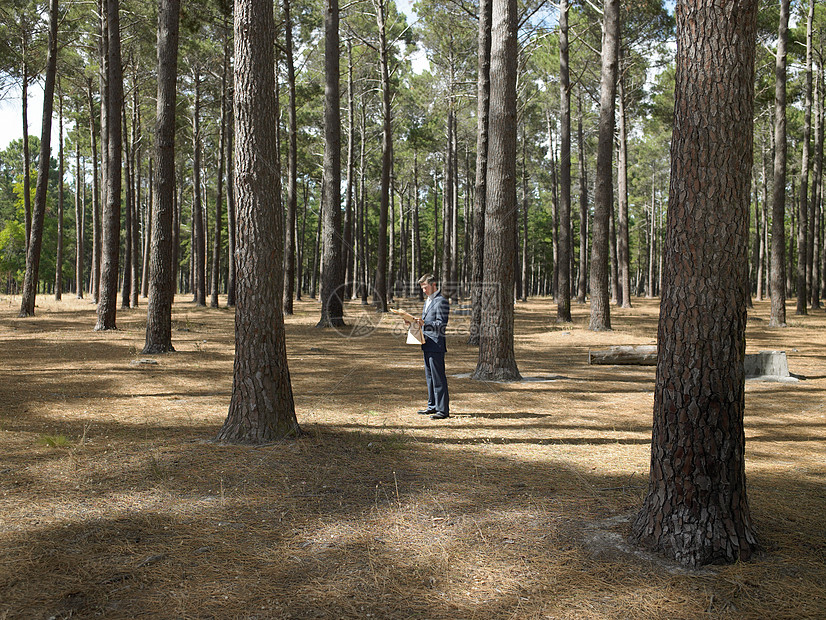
417, 273, 438, 296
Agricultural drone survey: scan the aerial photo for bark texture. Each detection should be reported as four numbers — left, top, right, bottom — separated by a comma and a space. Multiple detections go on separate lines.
631, 0, 760, 567
589, 0, 619, 331
143, 0, 181, 354
556, 0, 572, 323
472, 0, 520, 382
770, 0, 789, 327
217, 0, 299, 443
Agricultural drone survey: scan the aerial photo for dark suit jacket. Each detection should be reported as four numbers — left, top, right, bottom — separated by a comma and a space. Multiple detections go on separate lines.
421, 292, 449, 352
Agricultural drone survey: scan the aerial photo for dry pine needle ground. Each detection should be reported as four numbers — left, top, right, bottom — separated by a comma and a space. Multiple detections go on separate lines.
0, 294, 824, 619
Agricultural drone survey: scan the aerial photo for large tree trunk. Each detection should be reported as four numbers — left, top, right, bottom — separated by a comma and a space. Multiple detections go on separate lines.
143, 0, 181, 354
19, 0, 59, 318
631, 0, 760, 568
96, 0, 123, 331
218, 0, 298, 443
472, 0, 520, 382
588, 0, 619, 331
770, 0, 789, 327
468, 0, 491, 343
556, 0, 572, 321
317, 0, 345, 327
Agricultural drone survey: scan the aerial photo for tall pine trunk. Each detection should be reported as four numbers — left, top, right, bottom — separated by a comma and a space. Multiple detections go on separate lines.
556, 0, 572, 321
632, 0, 759, 567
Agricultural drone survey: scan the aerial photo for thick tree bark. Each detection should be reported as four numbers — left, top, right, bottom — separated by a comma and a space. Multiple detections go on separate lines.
468, 0, 492, 343
19, 0, 59, 318
218, 0, 298, 443
472, 0, 520, 382
317, 0, 345, 327
769, 0, 789, 327
589, 0, 619, 331
143, 0, 181, 354
95, 0, 123, 331
283, 0, 298, 314
556, 0, 572, 322
631, 0, 760, 567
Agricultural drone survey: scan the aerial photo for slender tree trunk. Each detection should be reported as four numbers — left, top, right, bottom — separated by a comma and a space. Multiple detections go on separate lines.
21, 56, 32, 256
812, 65, 823, 310
373, 0, 392, 311
55, 90, 64, 301
469, 0, 492, 342
19, 0, 59, 318
617, 59, 632, 308
87, 79, 102, 302
191, 73, 206, 306
141, 160, 153, 297
317, 0, 345, 327
520, 138, 528, 302
796, 0, 814, 314
557, 0, 572, 320
121, 105, 133, 309
95, 0, 123, 330
589, 0, 619, 331
577, 100, 589, 304
631, 0, 759, 567
226, 95, 237, 307
282, 2, 298, 313
211, 32, 229, 309
75, 140, 84, 298
218, 0, 299, 443
130, 79, 140, 306
472, 0, 521, 382
609, 196, 619, 303
770, 0, 789, 327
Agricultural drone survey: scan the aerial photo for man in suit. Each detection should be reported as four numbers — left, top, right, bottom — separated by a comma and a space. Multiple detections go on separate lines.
414, 274, 450, 420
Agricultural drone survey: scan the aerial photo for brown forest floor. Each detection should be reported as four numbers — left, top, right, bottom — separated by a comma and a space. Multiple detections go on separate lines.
0, 293, 824, 619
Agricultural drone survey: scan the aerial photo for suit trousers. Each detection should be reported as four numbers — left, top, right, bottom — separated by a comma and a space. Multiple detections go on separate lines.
423, 350, 449, 414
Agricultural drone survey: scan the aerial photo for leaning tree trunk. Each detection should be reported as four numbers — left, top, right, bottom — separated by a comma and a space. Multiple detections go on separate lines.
631, 0, 760, 568
19, 0, 59, 318
316, 0, 345, 328
556, 0, 572, 322
589, 0, 619, 331
217, 0, 299, 443
143, 0, 180, 354
472, 0, 521, 382
770, 0, 789, 327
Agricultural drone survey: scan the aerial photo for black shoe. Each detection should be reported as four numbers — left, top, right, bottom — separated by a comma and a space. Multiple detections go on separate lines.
418, 408, 436, 415
430, 412, 449, 420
